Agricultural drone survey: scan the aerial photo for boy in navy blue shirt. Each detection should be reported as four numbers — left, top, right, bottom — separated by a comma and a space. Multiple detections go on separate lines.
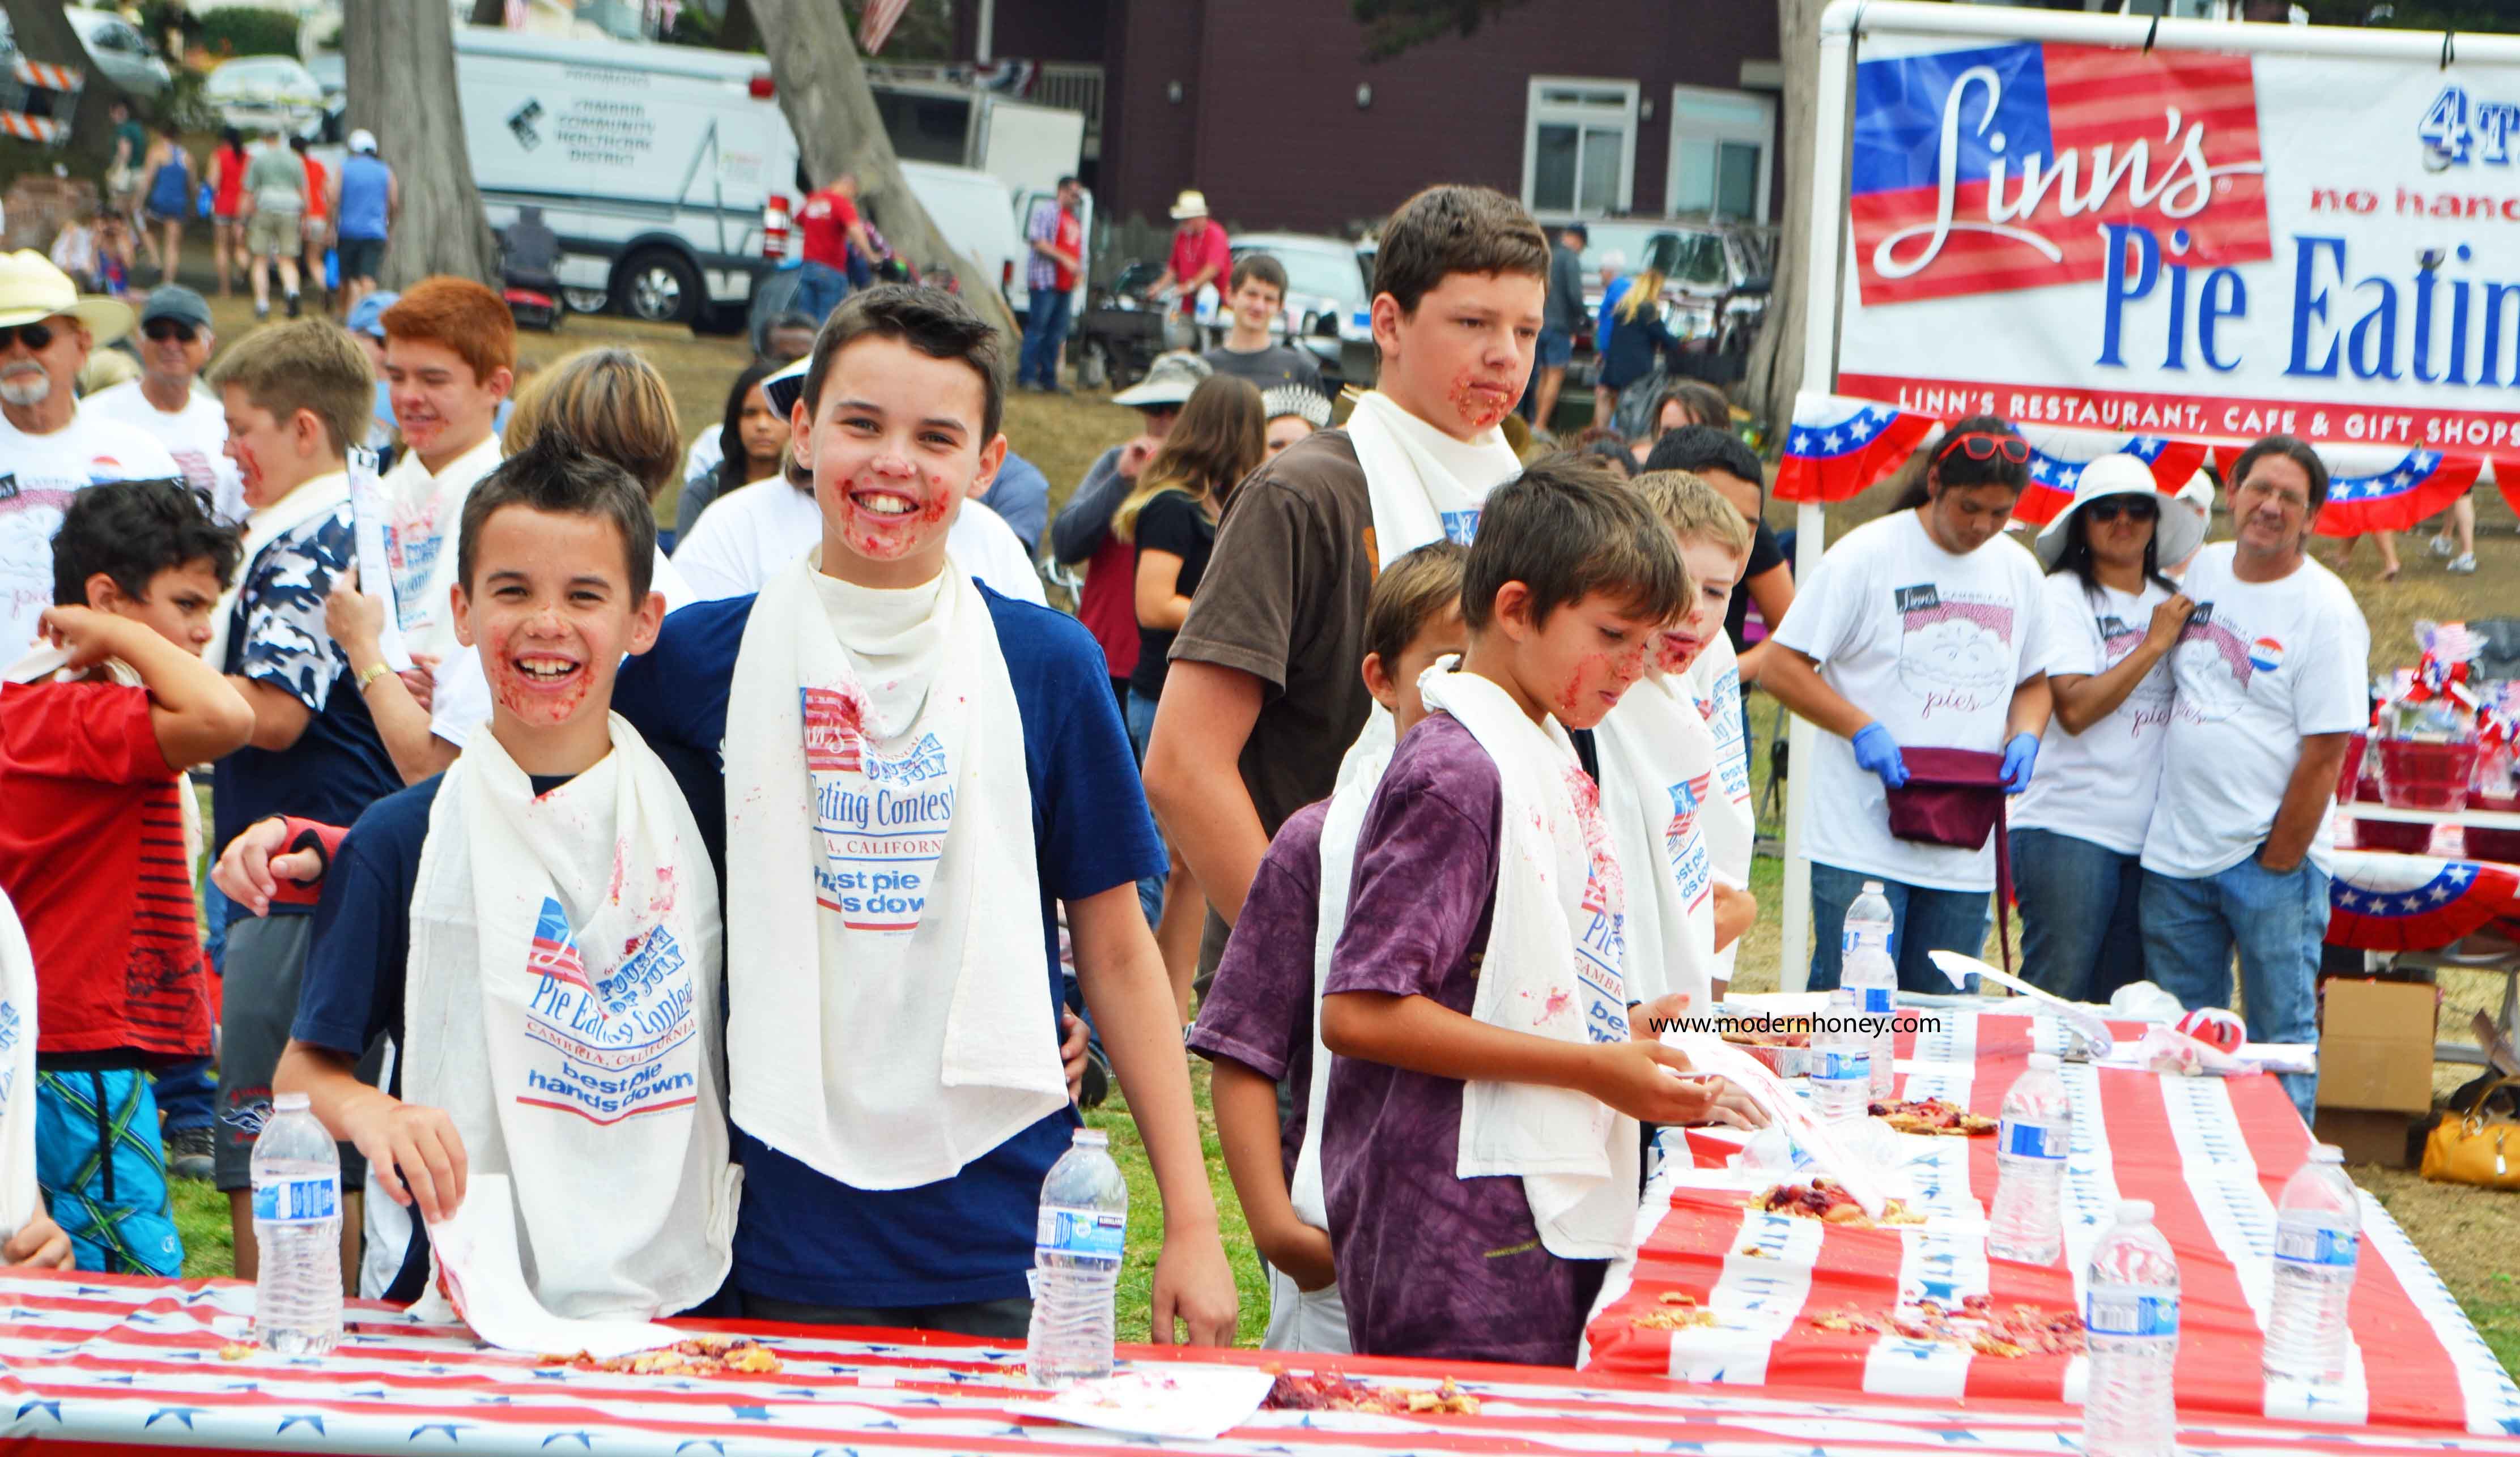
611, 287, 1235, 1342
202, 320, 401, 1280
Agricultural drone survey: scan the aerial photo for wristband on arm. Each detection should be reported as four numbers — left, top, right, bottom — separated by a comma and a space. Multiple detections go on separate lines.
266, 816, 347, 906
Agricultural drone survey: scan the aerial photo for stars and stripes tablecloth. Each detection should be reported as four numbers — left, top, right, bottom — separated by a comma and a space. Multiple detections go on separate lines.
1583, 1011, 2520, 1437
4, 1268, 2520, 1457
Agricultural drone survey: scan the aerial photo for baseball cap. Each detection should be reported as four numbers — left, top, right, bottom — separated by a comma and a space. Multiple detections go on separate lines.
1110, 351, 1212, 409
138, 284, 211, 331
349, 129, 377, 155
346, 290, 398, 339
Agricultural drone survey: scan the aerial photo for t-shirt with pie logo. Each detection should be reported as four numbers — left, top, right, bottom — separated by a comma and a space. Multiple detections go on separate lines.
2012, 573, 2178, 857
2140, 543, 2368, 880
1770, 509, 2056, 892
0, 410, 179, 662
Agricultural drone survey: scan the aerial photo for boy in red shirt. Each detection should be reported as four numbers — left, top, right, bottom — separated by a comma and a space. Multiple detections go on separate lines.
793, 173, 874, 322
0, 480, 256, 1272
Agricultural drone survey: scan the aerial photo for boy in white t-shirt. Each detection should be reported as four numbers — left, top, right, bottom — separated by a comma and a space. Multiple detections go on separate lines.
376, 278, 512, 666
2140, 436, 2366, 1124
1763, 416, 2058, 992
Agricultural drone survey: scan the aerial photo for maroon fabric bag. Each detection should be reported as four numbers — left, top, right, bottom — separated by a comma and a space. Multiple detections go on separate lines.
1881, 747, 2015, 978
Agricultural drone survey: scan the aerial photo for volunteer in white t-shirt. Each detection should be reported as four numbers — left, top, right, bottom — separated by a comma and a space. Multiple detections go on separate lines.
1764, 415, 2056, 992
2011, 455, 2202, 1004
0, 251, 179, 661
2140, 436, 2366, 1125
84, 286, 245, 525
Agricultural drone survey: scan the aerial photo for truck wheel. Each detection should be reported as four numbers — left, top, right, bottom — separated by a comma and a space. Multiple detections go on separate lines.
1076, 338, 1110, 391
617, 249, 702, 325
561, 287, 611, 316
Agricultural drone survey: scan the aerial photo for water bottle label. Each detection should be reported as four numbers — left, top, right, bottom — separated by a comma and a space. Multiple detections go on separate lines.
2000, 1118, 2065, 1161
1856, 987, 1894, 1016
251, 1176, 338, 1224
1812, 1050, 1869, 1082
1036, 1205, 1125, 1263
2085, 1288, 2178, 1337
2274, 1222, 2358, 1269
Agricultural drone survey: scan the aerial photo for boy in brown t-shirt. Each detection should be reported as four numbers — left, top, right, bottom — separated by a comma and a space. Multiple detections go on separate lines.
1144, 185, 1550, 975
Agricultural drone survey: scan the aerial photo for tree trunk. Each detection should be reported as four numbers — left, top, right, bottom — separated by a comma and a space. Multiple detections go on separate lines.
1745, 0, 1828, 442
344, 0, 499, 287
0, 0, 129, 175
717, 0, 760, 53
745, 0, 1022, 343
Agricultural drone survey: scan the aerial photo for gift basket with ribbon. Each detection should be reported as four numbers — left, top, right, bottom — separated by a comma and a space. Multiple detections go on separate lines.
2351, 621, 2483, 853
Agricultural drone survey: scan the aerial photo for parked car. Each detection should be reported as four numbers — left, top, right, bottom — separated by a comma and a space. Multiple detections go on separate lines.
204, 55, 326, 135
1574, 218, 1774, 390
63, 8, 168, 100
1225, 231, 1376, 392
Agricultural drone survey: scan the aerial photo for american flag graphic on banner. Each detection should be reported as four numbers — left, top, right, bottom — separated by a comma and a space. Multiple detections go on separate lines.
1848, 42, 2271, 305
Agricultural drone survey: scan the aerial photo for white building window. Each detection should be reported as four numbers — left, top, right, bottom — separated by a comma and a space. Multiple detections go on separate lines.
1524, 78, 1638, 218
1667, 84, 1774, 222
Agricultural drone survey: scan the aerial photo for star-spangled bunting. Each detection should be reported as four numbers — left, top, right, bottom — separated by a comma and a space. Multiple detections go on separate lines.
2327, 851, 2520, 951
1775, 393, 1938, 504
2012, 435, 2212, 527
2210, 445, 2482, 536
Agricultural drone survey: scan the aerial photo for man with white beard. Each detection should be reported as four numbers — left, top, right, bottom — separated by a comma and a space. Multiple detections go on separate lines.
0, 252, 177, 661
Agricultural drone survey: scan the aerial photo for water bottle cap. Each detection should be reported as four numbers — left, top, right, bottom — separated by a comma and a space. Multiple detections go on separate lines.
2115, 1198, 2154, 1224
273, 1091, 311, 1112
2026, 1051, 2059, 1071
1072, 1128, 1108, 1148
1861, 881, 1884, 894
2311, 1144, 2344, 1164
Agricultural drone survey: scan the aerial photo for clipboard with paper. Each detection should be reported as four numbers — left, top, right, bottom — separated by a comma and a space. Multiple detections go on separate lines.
345, 446, 414, 674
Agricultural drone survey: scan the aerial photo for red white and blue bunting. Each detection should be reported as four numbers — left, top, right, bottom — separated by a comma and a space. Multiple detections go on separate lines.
1781, 391, 2500, 539
2326, 850, 2520, 953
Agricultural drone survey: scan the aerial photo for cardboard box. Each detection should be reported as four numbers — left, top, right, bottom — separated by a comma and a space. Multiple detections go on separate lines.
2313, 1107, 2421, 1169
2316, 978, 2437, 1114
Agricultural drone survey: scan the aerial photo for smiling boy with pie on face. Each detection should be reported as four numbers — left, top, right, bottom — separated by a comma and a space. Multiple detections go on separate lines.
611, 286, 1237, 1342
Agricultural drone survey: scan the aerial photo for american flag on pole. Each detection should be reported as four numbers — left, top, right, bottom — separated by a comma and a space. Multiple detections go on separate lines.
858, 0, 912, 55
1848, 42, 2271, 306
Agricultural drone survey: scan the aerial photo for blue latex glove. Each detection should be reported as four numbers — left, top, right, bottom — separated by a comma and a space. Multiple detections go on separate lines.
2001, 731, 2041, 793
1851, 722, 1910, 789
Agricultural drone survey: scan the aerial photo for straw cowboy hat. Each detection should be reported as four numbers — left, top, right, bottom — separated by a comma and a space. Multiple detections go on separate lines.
2034, 453, 2207, 570
1168, 189, 1210, 221
0, 250, 133, 345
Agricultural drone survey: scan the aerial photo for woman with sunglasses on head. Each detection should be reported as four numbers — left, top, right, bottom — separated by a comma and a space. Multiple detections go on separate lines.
1763, 414, 2057, 992
2009, 457, 2202, 1004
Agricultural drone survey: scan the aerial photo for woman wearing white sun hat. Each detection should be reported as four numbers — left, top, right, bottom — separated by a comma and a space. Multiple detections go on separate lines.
2010, 454, 2205, 1003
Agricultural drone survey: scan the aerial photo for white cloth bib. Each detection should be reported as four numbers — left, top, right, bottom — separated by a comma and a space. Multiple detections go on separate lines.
0, 887, 40, 1241
403, 714, 736, 1320
1286, 726, 1394, 1232
1341, 391, 1520, 566
1416, 667, 1639, 1260
1595, 670, 1721, 1011
721, 550, 1065, 1191
1684, 634, 1754, 984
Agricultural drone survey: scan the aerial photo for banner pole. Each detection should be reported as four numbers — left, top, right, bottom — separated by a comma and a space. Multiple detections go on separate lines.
1777, 3, 1861, 995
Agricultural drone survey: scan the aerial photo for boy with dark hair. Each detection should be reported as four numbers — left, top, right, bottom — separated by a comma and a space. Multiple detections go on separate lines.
1148, 184, 1550, 994
276, 431, 737, 1319
202, 319, 402, 1278
1315, 465, 1758, 1366
1201, 253, 1324, 397
1192, 539, 1467, 1354
1, 479, 254, 1273
611, 284, 1236, 1341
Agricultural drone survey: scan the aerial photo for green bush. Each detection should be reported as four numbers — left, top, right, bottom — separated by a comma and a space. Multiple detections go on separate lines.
197, 7, 300, 59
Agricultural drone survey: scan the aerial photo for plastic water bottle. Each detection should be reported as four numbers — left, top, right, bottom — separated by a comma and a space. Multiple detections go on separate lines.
2263, 1144, 2361, 1385
1026, 1127, 1128, 1388
1808, 988, 1871, 1125
1843, 880, 1894, 960
2083, 1199, 2181, 1457
1843, 945, 1898, 1098
250, 1092, 341, 1356
1987, 1051, 2072, 1265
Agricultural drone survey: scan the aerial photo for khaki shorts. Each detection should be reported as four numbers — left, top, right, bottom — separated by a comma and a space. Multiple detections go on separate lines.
247, 207, 301, 258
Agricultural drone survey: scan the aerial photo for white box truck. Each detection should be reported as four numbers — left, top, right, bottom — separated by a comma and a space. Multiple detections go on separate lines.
447, 27, 1087, 328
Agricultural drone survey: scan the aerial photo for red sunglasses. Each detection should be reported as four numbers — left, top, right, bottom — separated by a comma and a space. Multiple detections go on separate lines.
1935, 431, 2031, 466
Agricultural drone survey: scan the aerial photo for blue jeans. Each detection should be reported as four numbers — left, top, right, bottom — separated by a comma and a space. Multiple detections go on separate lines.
2140, 857, 2328, 1125
2012, 828, 2147, 1005
1807, 861, 1991, 994
152, 1056, 216, 1134
1124, 686, 1163, 927
1021, 286, 1073, 387
792, 260, 849, 324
